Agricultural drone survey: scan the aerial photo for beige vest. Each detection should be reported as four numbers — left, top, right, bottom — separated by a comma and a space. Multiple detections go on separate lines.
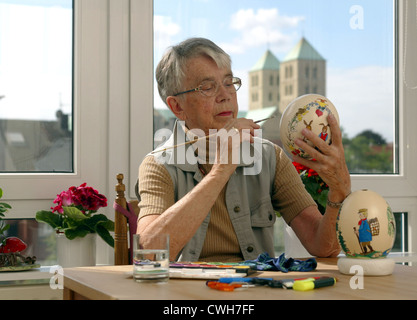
145, 121, 277, 261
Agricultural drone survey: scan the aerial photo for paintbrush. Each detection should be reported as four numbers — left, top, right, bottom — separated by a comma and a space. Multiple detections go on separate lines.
151, 115, 276, 154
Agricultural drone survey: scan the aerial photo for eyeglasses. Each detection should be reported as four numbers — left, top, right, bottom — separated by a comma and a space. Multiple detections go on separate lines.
174, 76, 242, 97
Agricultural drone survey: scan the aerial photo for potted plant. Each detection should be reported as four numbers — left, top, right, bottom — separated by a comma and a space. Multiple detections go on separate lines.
36, 183, 114, 267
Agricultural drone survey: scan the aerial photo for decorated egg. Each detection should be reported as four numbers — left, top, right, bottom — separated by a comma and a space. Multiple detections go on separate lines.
336, 190, 396, 259
279, 94, 339, 159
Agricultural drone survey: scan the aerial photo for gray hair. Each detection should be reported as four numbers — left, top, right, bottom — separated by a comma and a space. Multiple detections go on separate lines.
156, 38, 232, 105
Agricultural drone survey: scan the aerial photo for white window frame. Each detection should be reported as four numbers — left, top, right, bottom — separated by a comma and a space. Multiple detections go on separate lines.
1, 0, 416, 264
350, 0, 417, 253
1, 1, 110, 215
130, 0, 417, 253
0, 0, 153, 264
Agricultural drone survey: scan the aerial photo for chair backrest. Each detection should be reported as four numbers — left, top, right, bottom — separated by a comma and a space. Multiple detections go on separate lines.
114, 174, 139, 265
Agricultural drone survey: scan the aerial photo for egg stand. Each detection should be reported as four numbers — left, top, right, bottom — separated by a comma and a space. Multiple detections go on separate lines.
337, 217, 395, 276
337, 255, 395, 276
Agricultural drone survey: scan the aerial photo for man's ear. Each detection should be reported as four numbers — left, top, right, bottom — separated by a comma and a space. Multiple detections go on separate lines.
166, 96, 187, 121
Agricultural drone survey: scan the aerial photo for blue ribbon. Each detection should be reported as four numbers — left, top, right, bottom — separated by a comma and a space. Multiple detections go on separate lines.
243, 252, 317, 273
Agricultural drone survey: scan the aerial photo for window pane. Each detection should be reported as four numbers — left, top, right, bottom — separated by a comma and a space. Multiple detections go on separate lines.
0, 0, 73, 173
392, 212, 408, 253
153, 0, 397, 174
2, 219, 57, 266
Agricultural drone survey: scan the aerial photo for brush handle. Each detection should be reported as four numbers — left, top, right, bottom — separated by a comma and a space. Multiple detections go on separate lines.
151, 116, 275, 154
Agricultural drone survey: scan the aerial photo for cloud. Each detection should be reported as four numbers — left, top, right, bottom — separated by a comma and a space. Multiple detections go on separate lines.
233, 70, 249, 111
154, 15, 181, 38
222, 8, 304, 54
154, 15, 181, 58
327, 65, 394, 142
231, 8, 302, 31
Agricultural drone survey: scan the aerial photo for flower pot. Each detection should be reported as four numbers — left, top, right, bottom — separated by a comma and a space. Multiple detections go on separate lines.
56, 232, 96, 268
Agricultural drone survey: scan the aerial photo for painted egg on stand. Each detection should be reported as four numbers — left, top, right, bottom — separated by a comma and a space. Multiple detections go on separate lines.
336, 189, 396, 276
279, 94, 339, 159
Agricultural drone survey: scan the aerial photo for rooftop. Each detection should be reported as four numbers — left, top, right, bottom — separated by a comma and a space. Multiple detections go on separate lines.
250, 50, 280, 72
283, 37, 325, 62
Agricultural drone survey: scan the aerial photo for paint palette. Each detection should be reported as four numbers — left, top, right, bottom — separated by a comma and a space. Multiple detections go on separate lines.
169, 262, 254, 279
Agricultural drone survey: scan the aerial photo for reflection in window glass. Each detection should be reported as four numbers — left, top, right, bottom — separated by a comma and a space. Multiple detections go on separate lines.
3, 219, 57, 266
153, 0, 397, 174
392, 212, 408, 253
0, 0, 73, 173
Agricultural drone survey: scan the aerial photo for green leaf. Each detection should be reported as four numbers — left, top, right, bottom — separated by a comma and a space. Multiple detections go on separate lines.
38, 208, 115, 247
81, 215, 109, 231
83, 214, 115, 247
317, 190, 329, 209
36, 210, 63, 229
0, 203, 12, 209
100, 219, 115, 232
0, 223, 10, 234
305, 182, 319, 199
63, 207, 88, 221
95, 225, 114, 248
64, 228, 90, 240
89, 214, 114, 231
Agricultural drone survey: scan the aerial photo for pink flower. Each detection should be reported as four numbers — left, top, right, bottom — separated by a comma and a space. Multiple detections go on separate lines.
60, 190, 75, 206
51, 190, 73, 214
51, 183, 107, 214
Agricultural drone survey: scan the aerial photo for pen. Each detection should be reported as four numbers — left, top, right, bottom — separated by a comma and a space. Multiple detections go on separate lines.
292, 277, 336, 291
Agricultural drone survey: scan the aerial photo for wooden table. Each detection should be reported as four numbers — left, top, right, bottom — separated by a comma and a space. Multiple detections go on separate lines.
63, 258, 417, 300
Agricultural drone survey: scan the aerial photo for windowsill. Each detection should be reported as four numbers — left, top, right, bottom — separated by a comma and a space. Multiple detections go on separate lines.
0, 266, 63, 300
388, 252, 417, 263
0, 266, 54, 287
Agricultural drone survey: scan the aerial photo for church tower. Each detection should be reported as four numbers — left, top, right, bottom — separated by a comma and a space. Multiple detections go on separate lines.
248, 50, 280, 111
279, 37, 326, 113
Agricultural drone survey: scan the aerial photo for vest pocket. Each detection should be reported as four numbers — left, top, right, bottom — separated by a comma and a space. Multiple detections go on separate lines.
250, 198, 276, 227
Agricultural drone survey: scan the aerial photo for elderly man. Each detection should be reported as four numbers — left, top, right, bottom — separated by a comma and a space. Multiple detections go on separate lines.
137, 37, 351, 262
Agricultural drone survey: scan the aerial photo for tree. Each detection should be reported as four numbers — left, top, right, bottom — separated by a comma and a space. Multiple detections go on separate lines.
342, 129, 393, 174
356, 130, 387, 145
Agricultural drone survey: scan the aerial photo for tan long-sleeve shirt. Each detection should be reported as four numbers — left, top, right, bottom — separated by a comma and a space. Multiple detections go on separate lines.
138, 144, 315, 262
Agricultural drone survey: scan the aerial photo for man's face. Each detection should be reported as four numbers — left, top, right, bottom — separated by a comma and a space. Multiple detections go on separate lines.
168, 55, 239, 134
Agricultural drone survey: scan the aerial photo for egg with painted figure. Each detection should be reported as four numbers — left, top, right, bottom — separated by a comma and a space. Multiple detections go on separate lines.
336, 189, 396, 259
279, 94, 339, 159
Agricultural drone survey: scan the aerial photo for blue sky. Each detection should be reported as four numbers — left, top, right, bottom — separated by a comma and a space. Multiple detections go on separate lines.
155, 0, 393, 69
0, 0, 395, 142
154, 0, 395, 141
0, 1, 73, 121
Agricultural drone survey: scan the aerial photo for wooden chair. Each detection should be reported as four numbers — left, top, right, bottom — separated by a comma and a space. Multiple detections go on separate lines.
113, 174, 140, 265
